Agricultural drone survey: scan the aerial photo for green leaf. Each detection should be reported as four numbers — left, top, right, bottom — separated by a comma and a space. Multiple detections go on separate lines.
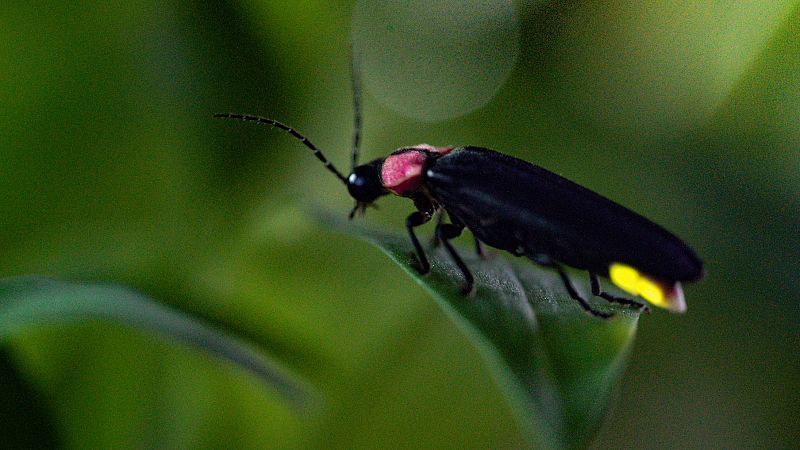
323, 214, 640, 449
0, 276, 317, 411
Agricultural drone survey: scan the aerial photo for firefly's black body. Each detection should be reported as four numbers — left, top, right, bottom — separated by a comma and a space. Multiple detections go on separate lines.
424, 147, 703, 284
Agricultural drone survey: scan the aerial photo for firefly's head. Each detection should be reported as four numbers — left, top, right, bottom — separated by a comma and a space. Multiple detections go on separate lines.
347, 160, 387, 217
346, 145, 454, 218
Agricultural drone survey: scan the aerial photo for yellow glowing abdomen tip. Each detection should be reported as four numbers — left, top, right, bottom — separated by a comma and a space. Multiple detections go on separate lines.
609, 264, 640, 294
609, 263, 679, 311
636, 278, 666, 306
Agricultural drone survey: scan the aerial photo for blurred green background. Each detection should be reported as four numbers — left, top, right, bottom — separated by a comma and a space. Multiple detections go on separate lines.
1, 1, 798, 448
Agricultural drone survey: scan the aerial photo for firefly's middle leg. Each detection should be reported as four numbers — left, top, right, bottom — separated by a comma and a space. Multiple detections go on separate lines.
435, 221, 475, 295
474, 238, 484, 258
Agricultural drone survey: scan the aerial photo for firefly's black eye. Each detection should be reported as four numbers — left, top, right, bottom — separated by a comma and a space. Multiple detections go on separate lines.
347, 164, 385, 203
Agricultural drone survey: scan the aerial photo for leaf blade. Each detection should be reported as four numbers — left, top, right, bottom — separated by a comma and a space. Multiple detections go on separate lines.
322, 213, 639, 449
0, 276, 317, 411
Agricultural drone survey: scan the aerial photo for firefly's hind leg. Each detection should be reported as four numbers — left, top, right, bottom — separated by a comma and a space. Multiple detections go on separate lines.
590, 273, 650, 313
552, 264, 612, 319
406, 211, 433, 274
435, 221, 475, 295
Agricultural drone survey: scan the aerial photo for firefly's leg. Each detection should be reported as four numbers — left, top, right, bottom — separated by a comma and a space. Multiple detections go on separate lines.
590, 273, 650, 313
406, 211, 432, 274
474, 238, 485, 258
553, 264, 612, 319
435, 221, 475, 295
431, 211, 445, 247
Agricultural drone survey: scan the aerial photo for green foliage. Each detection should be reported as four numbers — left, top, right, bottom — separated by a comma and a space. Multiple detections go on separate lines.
1, 1, 798, 448
0, 276, 316, 410
0, 241, 636, 449
324, 213, 639, 449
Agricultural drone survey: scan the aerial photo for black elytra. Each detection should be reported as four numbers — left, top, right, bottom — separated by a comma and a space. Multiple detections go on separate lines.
214, 54, 704, 319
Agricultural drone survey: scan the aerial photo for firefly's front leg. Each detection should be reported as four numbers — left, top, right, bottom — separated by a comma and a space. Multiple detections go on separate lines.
406, 211, 432, 274
406, 195, 439, 274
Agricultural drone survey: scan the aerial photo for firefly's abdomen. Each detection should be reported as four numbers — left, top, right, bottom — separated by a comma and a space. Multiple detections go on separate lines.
424, 147, 704, 283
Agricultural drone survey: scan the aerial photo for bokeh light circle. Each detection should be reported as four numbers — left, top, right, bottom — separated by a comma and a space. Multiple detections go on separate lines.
352, 0, 520, 122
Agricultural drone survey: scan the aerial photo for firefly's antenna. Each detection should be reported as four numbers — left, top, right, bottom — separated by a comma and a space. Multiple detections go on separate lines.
350, 48, 363, 171
213, 113, 348, 184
